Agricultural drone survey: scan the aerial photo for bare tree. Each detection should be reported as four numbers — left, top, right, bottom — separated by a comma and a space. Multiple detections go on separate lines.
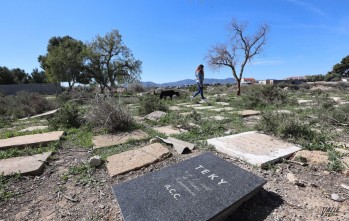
206, 19, 269, 96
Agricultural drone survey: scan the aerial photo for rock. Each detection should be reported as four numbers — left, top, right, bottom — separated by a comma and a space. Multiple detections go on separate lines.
149, 138, 160, 143
340, 183, 349, 190
331, 193, 343, 202
89, 156, 102, 167
145, 111, 167, 121
286, 173, 305, 187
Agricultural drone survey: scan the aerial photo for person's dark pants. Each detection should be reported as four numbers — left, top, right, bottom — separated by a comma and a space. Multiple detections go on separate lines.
193, 82, 204, 99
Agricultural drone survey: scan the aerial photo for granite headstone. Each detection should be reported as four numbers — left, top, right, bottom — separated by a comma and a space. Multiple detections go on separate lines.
112, 152, 266, 221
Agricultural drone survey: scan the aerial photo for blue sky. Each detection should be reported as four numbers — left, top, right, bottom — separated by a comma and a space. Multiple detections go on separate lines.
1, 0, 348, 83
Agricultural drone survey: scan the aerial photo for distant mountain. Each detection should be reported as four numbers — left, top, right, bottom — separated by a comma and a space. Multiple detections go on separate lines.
141, 78, 236, 87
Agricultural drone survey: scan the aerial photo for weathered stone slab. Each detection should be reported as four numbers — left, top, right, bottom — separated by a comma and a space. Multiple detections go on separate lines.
211, 107, 234, 112
18, 109, 59, 121
144, 111, 167, 121
207, 131, 301, 167
169, 106, 181, 111
153, 126, 188, 135
179, 112, 191, 116
157, 136, 195, 154
193, 106, 214, 110
106, 143, 170, 177
112, 152, 266, 221
237, 110, 261, 117
184, 104, 202, 108
93, 130, 148, 149
297, 99, 313, 104
0, 131, 64, 151
210, 115, 226, 121
215, 102, 230, 106
0, 152, 52, 176
19, 126, 48, 132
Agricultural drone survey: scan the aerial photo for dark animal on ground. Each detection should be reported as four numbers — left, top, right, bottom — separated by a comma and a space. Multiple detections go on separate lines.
159, 90, 180, 100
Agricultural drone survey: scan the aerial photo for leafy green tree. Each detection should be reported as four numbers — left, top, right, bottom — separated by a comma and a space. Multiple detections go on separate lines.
11, 68, 29, 84
85, 29, 142, 93
38, 36, 86, 89
31, 68, 47, 83
0, 66, 16, 84
332, 55, 349, 77
206, 19, 269, 96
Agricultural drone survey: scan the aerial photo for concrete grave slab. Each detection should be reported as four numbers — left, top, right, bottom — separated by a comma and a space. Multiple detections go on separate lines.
19, 126, 48, 132
112, 152, 266, 221
193, 106, 214, 110
298, 99, 313, 104
211, 107, 234, 112
0, 152, 52, 176
0, 131, 64, 151
237, 110, 261, 117
179, 112, 191, 116
207, 131, 301, 167
19, 109, 59, 121
215, 102, 230, 106
93, 130, 148, 149
340, 101, 349, 105
153, 126, 188, 135
330, 97, 341, 102
106, 143, 170, 177
210, 115, 227, 121
144, 111, 167, 121
157, 136, 195, 154
169, 106, 181, 111
184, 104, 202, 108
275, 110, 292, 114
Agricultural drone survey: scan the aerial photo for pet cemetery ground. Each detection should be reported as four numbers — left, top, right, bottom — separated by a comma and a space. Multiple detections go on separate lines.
0, 82, 349, 221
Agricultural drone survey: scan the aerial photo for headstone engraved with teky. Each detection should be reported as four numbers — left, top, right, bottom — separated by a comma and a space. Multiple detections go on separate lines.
112, 153, 266, 221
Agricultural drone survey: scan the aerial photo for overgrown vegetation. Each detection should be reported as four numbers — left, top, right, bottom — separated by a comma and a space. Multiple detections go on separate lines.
0, 91, 57, 120
48, 102, 82, 129
86, 98, 134, 133
0, 173, 21, 201
62, 163, 100, 187
138, 94, 168, 115
241, 85, 296, 109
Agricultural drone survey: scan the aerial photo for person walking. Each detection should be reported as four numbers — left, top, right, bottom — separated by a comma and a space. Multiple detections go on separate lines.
191, 64, 206, 101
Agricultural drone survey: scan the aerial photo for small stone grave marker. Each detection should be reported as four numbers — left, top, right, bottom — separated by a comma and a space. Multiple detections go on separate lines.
237, 110, 260, 117
144, 111, 167, 121
215, 102, 230, 106
18, 109, 59, 121
153, 125, 188, 135
0, 131, 64, 151
106, 143, 170, 177
157, 136, 195, 154
169, 106, 181, 111
93, 130, 147, 149
207, 131, 301, 167
0, 152, 52, 176
112, 152, 266, 221
193, 106, 214, 110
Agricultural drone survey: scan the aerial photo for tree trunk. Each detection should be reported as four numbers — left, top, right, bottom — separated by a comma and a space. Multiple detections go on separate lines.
236, 79, 241, 96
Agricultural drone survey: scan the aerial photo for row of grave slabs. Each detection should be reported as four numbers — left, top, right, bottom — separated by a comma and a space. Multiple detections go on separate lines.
0, 107, 302, 220
95, 115, 301, 220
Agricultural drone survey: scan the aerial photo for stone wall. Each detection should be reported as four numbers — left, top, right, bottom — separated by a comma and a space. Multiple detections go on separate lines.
0, 83, 62, 95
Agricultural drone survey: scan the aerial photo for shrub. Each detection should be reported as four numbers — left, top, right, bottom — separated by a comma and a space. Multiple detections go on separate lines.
1, 91, 57, 119
48, 103, 82, 129
255, 110, 328, 149
138, 95, 168, 115
128, 83, 145, 93
242, 85, 295, 109
86, 98, 134, 133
